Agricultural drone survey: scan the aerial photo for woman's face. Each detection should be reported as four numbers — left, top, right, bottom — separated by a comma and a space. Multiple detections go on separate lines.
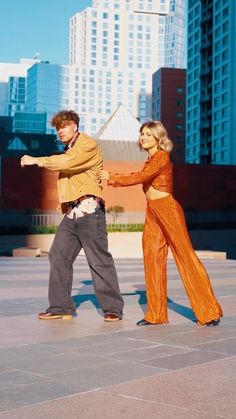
139, 127, 158, 154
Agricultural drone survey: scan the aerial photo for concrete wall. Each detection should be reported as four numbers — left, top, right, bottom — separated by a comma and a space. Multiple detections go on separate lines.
0, 230, 235, 259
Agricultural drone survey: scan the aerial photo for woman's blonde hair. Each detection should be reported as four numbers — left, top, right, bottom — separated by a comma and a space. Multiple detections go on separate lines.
139, 120, 173, 153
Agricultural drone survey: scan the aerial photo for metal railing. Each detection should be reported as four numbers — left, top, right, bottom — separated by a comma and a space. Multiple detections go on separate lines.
1, 211, 236, 229
30, 211, 145, 227
30, 211, 236, 229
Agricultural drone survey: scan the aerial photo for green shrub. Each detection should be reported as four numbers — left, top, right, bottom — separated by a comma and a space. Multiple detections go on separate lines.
0, 224, 144, 235
106, 223, 144, 232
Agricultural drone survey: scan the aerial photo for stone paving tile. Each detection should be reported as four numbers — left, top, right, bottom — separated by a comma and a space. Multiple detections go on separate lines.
0, 298, 48, 316
0, 367, 14, 375
107, 357, 236, 418
45, 359, 167, 391
193, 337, 236, 355
0, 351, 114, 375
105, 344, 195, 363
0, 390, 219, 419
111, 323, 236, 347
141, 347, 230, 369
0, 380, 87, 411
70, 337, 159, 356
0, 370, 46, 388
0, 255, 235, 417
218, 287, 236, 297
0, 342, 72, 364
40, 333, 130, 350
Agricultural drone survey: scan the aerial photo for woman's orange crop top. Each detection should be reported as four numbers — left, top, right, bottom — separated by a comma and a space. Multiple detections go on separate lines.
108, 149, 173, 194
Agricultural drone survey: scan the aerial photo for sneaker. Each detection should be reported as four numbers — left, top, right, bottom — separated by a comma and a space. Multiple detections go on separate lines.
104, 313, 121, 322
38, 312, 75, 320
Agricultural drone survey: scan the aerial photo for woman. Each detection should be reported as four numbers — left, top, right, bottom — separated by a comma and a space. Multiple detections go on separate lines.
99, 121, 223, 327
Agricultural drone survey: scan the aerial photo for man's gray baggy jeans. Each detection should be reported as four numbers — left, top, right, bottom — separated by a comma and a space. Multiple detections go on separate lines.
46, 208, 124, 317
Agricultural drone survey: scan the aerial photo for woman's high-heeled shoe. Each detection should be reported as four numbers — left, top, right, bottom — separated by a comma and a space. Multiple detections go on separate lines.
206, 319, 220, 327
136, 319, 159, 326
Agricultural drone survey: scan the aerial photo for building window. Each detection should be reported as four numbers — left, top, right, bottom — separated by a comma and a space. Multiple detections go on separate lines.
177, 99, 183, 107
31, 140, 39, 149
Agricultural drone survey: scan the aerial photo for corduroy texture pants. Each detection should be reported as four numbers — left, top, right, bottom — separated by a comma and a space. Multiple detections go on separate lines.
142, 195, 223, 325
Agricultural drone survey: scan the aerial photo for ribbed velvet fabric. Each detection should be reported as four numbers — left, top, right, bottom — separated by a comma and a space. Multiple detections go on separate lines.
108, 150, 173, 193
142, 195, 223, 325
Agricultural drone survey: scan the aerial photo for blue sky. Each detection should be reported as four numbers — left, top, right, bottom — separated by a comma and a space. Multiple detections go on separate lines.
0, 0, 92, 64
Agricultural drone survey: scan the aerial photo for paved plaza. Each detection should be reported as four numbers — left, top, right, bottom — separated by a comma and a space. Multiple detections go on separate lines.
0, 252, 236, 418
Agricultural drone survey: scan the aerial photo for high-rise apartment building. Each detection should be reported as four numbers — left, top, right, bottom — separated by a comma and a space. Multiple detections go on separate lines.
68, 0, 186, 135
186, 0, 236, 165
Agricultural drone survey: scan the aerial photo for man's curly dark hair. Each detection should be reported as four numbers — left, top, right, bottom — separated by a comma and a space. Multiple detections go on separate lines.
51, 110, 80, 130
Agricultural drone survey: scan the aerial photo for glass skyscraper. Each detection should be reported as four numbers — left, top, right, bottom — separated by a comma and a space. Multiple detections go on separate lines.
26, 62, 69, 134
186, 0, 236, 165
0, 59, 38, 117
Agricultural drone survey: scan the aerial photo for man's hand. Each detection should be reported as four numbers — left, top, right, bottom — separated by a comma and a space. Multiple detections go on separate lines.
20, 155, 38, 167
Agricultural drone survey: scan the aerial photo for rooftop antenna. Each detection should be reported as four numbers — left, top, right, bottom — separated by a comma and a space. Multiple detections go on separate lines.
33, 52, 40, 60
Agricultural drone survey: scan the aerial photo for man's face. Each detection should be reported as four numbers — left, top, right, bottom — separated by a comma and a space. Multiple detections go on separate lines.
56, 121, 77, 144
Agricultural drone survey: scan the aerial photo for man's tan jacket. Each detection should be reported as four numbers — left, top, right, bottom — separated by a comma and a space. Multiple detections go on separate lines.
36, 133, 103, 213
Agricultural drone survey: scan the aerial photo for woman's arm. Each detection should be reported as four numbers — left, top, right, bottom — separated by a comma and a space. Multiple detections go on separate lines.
99, 151, 169, 187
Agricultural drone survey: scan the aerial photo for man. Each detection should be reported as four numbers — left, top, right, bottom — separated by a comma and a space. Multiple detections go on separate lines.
20, 110, 124, 321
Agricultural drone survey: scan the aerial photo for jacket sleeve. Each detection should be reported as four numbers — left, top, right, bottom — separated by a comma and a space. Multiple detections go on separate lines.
108, 151, 169, 187
37, 141, 99, 173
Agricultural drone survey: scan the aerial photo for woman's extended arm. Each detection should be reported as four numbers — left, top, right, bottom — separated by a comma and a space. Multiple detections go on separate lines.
99, 151, 169, 187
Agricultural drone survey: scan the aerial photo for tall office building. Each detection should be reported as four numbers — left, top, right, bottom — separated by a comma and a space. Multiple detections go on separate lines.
68, 0, 185, 135
26, 62, 69, 134
186, 0, 236, 165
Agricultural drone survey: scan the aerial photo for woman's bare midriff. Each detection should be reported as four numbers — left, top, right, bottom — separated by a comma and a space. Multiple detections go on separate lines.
145, 185, 170, 201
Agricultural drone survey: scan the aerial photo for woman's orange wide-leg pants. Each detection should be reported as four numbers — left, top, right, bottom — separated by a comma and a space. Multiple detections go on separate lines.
142, 195, 223, 325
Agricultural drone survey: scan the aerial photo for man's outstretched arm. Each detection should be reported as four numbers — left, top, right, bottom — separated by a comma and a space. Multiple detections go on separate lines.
21, 155, 39, 167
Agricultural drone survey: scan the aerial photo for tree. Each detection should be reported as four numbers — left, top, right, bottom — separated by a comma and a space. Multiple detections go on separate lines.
106, 205, 124, 222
